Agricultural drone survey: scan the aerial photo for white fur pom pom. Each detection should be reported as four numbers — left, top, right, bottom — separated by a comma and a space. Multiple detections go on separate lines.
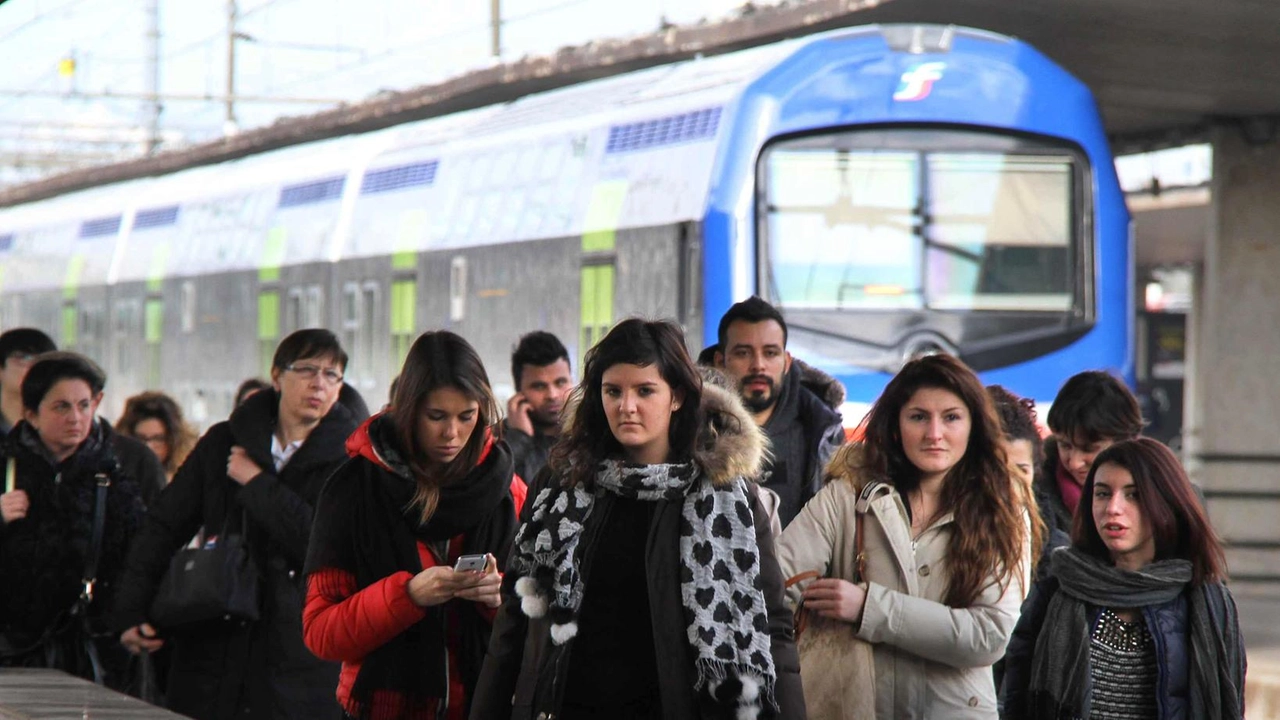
736, 703, 760, 720
516, 577, 547, 617
739, 674, 761, 703
519, 593, 548, 619
549, 621, 578, 645
514, 576, 537, 598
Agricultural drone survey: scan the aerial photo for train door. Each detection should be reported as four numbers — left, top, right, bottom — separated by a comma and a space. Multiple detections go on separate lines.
578, 191, 617, 359
339, 280, 381, 394
285, 284, 324, 334
111, 295, 144, 393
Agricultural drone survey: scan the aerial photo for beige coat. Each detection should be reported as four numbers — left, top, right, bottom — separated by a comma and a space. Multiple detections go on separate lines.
776, 449, 1030, 720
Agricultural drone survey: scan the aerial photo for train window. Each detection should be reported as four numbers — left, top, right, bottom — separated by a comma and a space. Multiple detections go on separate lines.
341, 284, 360, 380
361, 283, 379, 382
305, 286, 323, 328
180, 281, 196, 333
286, 290, 303, 333
450, 256, 467, 322
391, 279, 416, 366
145, 298, 163, 387
114, 299, 142, 375
758, 127, 1089, 372
258, 291, 280, 376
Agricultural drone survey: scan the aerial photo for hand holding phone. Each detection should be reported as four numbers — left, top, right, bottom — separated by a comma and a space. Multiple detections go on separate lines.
506, 393, 534, 436
454, 553, 488, 573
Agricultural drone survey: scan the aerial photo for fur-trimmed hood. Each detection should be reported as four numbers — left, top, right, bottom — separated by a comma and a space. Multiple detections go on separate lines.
558, 366, 767, 488
695, 366, 768, 486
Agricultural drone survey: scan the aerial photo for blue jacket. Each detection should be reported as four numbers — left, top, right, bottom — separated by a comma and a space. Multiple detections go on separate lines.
1000, 575, 1198, 720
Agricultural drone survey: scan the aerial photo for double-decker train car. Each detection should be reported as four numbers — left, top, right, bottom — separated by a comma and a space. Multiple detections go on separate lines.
0, 24, 1130, 426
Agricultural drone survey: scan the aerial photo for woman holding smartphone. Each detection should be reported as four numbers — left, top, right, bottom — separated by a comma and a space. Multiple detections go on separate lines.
303, 331, 526, 720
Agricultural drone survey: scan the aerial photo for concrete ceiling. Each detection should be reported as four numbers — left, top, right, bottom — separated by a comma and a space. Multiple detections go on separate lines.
845, 0, 1280, 151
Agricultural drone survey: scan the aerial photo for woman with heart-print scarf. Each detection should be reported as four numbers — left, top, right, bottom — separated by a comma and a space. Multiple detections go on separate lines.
470, 318, 804, 720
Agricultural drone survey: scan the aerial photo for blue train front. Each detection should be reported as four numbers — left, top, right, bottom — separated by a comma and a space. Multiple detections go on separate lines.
704, 24, 1132, 421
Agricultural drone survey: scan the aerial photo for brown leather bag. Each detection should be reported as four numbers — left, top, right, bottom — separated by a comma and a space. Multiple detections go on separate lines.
785, 484, 878, 720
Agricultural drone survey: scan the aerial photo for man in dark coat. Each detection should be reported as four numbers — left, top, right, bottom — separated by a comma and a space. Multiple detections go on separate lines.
713, 297, 845, 527
501, 331, 572, 484
113, 329, 368, 720
0, 352, 146, 689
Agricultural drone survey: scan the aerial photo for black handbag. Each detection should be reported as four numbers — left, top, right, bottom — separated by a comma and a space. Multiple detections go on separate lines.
149, 507, 261, 629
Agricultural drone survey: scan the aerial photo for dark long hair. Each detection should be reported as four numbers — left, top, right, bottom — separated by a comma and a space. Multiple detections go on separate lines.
389, 331, 499, 524
1073, 438, 1227, 585
549, 318, 703, 488
850, 354, 1038, 606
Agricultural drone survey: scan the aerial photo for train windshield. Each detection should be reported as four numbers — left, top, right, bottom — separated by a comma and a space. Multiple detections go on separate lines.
758, 128, 1091, 372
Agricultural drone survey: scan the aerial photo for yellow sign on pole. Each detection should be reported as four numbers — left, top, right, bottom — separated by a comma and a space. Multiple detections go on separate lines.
58, 57, 76, 78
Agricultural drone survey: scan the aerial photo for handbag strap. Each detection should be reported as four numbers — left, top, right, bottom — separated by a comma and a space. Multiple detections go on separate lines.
853, 480, 888, 584
78, 471, 112, 686
80, 472, 111, 607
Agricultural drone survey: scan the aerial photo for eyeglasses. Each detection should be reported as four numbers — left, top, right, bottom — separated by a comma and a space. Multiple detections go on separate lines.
285, 363, 344, 385
5, 353, 35, 366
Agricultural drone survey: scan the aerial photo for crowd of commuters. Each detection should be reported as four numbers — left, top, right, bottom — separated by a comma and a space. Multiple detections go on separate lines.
0, 294, 1248, 719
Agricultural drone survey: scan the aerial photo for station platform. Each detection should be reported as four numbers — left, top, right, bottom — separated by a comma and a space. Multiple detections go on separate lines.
1237, 584, 1280, 719
0, 668, 184, 719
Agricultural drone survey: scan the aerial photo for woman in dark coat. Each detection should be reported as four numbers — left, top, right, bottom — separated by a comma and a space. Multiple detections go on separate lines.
114, 329, 367, 720
0, 352, 145, 689
303, 330, 526, 720
471, 318, 804, 720
1001, 438, 1245, 720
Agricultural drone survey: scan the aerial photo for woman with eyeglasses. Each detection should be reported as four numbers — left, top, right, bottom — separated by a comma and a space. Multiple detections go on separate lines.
303, 331, 526, 720
116, 391, 199, 483
113, 329, 369, 720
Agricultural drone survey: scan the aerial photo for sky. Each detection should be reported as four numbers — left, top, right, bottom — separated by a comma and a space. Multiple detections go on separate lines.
0, 0, 754, 184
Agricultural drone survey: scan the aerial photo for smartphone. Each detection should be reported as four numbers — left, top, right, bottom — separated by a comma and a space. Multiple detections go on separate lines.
453, 554, 488, 573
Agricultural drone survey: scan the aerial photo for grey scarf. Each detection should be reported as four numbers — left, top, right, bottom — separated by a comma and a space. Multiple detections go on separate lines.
509, 459, 776, 718
1028, 547, 1243, 720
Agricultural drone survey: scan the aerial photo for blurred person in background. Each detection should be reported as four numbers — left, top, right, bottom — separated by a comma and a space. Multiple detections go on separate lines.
502, 331, 572, 485
0, 328, 56, 436
113, 329, 368, 720
0, 353, 146, 691
985, 385, 1042, 505
235, 378, 272, 408
1038, 371, 1144, 540
117, 391, 198, 483
304, 330, 526, 720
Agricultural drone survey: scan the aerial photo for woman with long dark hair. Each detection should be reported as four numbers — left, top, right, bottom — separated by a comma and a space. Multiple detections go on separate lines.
777, 354, 1040, 718
1001, 437, 1244, 719
303, 331, 526, 720
471, 318, 803, 720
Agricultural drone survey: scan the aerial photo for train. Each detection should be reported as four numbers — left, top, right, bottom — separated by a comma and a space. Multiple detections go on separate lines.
0, 23, 1131, 427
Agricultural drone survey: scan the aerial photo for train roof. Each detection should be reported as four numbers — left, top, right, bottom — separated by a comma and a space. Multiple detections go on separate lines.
0, 24, 1101, 291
